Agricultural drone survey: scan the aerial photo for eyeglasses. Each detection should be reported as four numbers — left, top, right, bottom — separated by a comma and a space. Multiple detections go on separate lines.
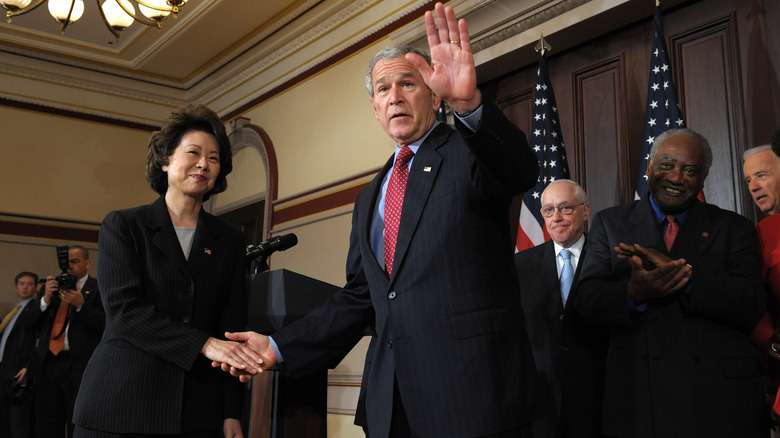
540, 203, 584, 218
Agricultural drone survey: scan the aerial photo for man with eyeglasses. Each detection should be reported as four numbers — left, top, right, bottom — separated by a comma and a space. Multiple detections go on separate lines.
514, 179, 607, 438
575, 129, 767, 437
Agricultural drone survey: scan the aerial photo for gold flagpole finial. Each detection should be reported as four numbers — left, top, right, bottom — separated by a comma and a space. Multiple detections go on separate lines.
656, 0, 660, 7
534, 34, 552, 56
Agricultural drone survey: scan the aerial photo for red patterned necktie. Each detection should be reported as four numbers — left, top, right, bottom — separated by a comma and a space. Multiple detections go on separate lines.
664, 215, 678, 252
384, 146, 414, 275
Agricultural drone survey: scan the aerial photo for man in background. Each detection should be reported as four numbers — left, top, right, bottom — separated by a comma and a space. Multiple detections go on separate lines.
744, 145, 780, 217
0, 272, 38, 438
515, 179, 607, 437
575, 128, 767, 437
744, 144, 780, 423
30, 246, 103, 438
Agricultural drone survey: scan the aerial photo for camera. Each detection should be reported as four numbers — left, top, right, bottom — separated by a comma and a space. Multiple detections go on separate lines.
56, 245, 77, 291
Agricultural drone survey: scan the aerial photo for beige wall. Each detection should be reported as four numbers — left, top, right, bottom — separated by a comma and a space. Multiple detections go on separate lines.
239, 38, 395, 199
0, 105, 156, 221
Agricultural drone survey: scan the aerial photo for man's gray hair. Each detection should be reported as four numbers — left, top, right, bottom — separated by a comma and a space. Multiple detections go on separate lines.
649, 128, 713, 175
365, 46, 431, 97
541, 179, 588, 205
743, 144, 776, 161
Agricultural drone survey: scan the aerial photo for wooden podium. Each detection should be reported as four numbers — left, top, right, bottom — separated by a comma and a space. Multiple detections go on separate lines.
245, 269, 341, 438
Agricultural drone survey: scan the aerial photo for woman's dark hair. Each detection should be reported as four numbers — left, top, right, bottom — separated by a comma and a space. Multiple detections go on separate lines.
146, 104, 233, 202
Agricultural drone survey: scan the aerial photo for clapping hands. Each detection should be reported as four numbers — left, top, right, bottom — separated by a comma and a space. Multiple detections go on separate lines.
615, 243, 692, 303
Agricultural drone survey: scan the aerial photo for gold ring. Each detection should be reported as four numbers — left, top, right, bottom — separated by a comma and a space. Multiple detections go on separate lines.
450, 40, 460, 44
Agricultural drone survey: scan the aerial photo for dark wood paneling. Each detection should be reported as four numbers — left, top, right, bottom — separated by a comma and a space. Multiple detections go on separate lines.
673, 14, 747, 214
573, 57, 631, 215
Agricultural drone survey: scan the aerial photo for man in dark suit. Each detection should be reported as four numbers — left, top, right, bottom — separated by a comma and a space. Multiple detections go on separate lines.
30, 245, 104, 438
575, 128, 767, 437
0, 272, 39, 438
219, 3, 539, 437
515, 180, 607, 437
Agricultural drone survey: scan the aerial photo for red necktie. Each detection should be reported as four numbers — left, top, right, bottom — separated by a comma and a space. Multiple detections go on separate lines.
384, 146, 414, 275
664, 215, 678, 252
49, 300, 70, 356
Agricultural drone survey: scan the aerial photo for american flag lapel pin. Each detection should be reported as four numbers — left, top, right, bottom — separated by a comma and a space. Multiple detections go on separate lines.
204, 248, 212, 255
423, 166, 432, 172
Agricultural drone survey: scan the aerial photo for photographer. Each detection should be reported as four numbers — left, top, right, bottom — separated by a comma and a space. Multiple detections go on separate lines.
28, 245, 104, 438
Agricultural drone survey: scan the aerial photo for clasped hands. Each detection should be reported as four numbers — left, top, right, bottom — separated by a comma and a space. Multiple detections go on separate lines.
615, 243, 692, 304
205, 331, 276, 383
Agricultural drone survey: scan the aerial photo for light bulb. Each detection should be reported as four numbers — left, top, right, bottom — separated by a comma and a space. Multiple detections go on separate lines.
101, 0, 134, 30
48, 0, 84, 23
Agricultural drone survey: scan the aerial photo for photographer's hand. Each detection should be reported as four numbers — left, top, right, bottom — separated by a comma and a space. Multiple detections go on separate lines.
60, 288, 85, 309
43, 276, 58, 305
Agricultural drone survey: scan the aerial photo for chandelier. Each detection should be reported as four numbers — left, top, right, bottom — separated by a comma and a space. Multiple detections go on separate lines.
0, 0, 188, 38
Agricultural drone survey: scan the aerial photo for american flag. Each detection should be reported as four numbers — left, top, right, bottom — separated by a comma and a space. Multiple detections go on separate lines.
516, 55, 570, 252
635, 6, 688, 199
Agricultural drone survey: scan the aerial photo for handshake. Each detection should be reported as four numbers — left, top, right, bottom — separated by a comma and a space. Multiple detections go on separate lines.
203, 331, 276, 383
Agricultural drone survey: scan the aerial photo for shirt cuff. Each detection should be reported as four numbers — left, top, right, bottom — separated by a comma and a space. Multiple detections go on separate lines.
455, 104, 483, 132
269, 336, 284, 364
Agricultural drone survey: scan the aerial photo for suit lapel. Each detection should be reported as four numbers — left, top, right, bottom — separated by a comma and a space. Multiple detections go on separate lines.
358, 156, 394, 278
671, 200, 716, 265
390, 124, 449, 282
188, 212, 220, 275
541, 241, 564, 309
625, 198, 665, 252
147, 197, 190, 275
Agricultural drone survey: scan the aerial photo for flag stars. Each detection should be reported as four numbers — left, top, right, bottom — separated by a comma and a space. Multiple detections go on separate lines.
650, 100, 658, 109
651, 83, 660, 91
534, 129, 542, 137
532, 191, 540, 199
648, 118, 657, 127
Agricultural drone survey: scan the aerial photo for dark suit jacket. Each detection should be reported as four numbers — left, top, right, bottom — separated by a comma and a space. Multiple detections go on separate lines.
28, 275, 104, 397
0, 299, 37, 380
272, 100, 539, 438
575, 197, 767, 438
72, 196, 246, 434
515, 239, 607, 438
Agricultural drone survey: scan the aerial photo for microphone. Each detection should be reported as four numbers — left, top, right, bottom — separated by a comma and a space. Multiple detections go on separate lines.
246, 234, 298, 260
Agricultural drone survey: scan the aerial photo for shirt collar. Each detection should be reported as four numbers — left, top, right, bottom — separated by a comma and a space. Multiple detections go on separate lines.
553, 233, 585, 258
394, 120, 441, 156
648, 194, 688, 226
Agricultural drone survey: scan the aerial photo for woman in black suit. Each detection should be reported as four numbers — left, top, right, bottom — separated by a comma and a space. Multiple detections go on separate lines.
73, 105, 262, 437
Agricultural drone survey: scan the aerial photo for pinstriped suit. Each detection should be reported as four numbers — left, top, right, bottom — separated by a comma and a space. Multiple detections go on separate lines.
72, 196, 246, 434
272, 99, 539, 438
514, 239, 607, 438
